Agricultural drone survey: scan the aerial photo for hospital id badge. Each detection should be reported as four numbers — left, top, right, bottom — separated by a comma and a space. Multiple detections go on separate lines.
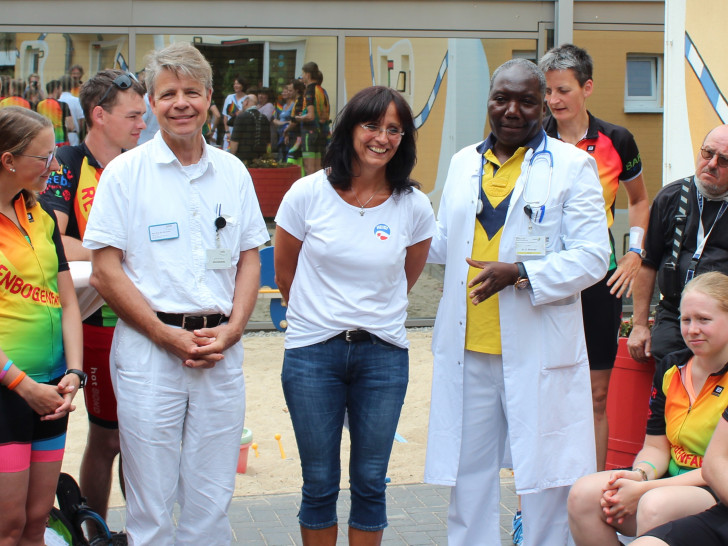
148, 222, 179, 242
515, 236, 546, 257
206, 248, 232, 269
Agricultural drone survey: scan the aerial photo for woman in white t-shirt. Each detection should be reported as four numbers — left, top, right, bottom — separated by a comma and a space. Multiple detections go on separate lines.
221, 76, 246, 150
275, 86, 435, 546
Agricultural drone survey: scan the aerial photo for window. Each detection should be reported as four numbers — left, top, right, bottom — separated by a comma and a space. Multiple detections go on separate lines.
624, 54, 663, 113
90, 37, 127, 73
513, 50, 537, 63
19, 40, 47, 81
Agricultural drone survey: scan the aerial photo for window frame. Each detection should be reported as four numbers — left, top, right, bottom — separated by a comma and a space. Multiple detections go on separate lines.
624, 54, 663, 113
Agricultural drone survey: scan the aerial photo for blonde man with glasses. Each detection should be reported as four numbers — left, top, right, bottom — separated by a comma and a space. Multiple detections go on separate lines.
628, 125, 728, 365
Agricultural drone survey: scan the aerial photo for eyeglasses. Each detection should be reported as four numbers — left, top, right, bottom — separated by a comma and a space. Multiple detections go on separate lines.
700, 147, 728, 168
97, 73, 137, 108
359, 123, 405, 139
17, 146, 57, 170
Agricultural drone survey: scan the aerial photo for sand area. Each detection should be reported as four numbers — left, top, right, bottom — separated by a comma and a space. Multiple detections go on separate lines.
62, 328, 436, 508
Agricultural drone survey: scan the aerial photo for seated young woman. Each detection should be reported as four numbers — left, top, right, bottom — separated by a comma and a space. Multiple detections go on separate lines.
567, 271, 728, 545
632, 403, 728, 546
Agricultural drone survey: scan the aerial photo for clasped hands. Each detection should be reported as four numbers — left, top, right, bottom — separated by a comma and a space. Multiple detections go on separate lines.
18, 375, 79, 420
599, 469, 647, 525
163, 322, 242, 369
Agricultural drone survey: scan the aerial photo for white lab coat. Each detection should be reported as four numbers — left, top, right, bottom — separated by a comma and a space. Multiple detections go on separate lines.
425, 135, 610, 494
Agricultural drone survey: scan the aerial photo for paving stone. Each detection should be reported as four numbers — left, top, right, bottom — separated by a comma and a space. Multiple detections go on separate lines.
108, 477, 518, 545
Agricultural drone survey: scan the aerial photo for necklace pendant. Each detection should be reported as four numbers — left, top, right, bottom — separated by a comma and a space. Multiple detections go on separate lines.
359, 209, 365, 216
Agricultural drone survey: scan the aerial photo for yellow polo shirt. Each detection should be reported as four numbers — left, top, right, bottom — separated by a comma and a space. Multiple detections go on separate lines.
465, 147, 526, 354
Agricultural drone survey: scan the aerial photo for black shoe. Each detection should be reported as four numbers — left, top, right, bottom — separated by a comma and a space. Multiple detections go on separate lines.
111, 531, 127, 545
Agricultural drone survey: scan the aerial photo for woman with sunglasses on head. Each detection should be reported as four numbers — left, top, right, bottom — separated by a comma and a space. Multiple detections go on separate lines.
568, 271, 728, 545
0, 106, 83, 545
275, 86, 435, 546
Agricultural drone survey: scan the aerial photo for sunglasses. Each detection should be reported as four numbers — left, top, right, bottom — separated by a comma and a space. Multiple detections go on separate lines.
18, 146, 57, 170
700, 147, 728, 168
97, 73, 137, 108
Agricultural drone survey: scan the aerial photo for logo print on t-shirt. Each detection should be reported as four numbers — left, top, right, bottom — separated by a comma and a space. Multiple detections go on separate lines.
587, 145, 595, 153
713, 385, 724, 397
374, 224, 390, 240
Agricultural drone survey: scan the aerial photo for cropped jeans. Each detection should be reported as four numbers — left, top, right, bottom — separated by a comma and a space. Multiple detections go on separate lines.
281, 333, 408, 531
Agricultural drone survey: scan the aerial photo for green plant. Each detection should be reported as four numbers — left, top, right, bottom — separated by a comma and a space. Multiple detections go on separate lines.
619, 314, 655, 337
245, 153, 290, 169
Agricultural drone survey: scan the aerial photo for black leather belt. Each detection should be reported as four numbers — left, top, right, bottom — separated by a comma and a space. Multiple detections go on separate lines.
157, 312, 228, 331
332, 329, 372, 342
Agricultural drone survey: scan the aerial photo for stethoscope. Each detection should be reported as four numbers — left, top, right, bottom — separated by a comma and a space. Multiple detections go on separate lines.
476, 133, 553, 225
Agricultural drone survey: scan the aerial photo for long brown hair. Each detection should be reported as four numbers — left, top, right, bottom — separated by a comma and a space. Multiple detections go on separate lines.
0, 106, 52, 208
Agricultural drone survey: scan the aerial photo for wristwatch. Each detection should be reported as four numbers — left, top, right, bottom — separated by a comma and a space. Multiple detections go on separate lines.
64, 369, 87, 388
514, 262, 530, 290
629, 247, 646, 258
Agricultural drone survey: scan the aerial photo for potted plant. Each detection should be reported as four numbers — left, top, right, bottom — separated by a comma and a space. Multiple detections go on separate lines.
245, 155, 302, 217
605, 316, 656, 469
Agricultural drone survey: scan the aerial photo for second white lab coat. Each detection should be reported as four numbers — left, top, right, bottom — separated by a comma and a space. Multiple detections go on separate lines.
425, 135, 610, 494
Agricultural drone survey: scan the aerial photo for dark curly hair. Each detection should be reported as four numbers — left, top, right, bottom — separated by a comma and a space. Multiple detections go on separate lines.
323, 86, 418, 194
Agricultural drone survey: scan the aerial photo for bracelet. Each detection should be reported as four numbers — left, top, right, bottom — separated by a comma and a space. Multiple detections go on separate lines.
634, 460, 658, 478
7, 371, 26, 391
0, 360, 12, 382
632, 467, 648, 482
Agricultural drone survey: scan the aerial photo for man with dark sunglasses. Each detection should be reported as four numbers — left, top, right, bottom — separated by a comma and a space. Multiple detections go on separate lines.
39, 69, 146, 535
629, 124, 728, 365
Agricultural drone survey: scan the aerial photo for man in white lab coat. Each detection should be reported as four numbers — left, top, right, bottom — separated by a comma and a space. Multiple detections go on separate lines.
425, 58, 610, 545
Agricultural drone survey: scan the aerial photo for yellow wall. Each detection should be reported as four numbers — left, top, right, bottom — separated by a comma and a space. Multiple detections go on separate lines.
573, 29, 664, 204
344, 37, 451, 193
684, 0, 726, 161
684, 65, 721, 161
303, 36, 337, 114
482, 39, 539, 137
135, 35, 159, 71
10, 32, 128, 83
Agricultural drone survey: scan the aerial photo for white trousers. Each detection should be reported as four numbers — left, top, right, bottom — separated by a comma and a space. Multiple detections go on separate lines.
447, 351, 574, 546
110, 320, 246, 546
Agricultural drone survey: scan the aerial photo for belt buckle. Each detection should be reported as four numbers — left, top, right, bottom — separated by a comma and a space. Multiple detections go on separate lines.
181, 315, 207, 330
345, 330, 354, 342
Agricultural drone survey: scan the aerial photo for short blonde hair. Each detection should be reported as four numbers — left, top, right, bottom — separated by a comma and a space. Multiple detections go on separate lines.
682, 271, 728, 314
145, 42, 212, 97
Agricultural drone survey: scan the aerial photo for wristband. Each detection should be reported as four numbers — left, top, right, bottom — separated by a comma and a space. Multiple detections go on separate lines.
7, 371, 26, 391
629, 226, 645, 249
632, 467, 648, 482
634, 460, 657, 478
0, 360, 12, 382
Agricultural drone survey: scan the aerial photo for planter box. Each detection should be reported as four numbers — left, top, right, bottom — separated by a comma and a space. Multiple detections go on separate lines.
249, 166, 301, 217
605, 337, 656, 469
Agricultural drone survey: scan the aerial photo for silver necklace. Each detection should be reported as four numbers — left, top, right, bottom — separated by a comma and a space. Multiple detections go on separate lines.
351, 185, 383, 216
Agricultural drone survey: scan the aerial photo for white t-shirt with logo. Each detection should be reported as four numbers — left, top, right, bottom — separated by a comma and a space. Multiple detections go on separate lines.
275, 170, 435, 349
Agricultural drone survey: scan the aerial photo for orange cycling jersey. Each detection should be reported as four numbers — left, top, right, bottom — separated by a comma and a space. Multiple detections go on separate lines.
0, 196, 69, 381
647, 348, 728, 476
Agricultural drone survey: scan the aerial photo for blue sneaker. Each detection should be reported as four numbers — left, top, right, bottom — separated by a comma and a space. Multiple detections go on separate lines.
511, 510, 523, 546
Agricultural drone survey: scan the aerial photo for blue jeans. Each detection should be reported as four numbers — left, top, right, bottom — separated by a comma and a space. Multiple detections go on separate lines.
281, 334, 408, 531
